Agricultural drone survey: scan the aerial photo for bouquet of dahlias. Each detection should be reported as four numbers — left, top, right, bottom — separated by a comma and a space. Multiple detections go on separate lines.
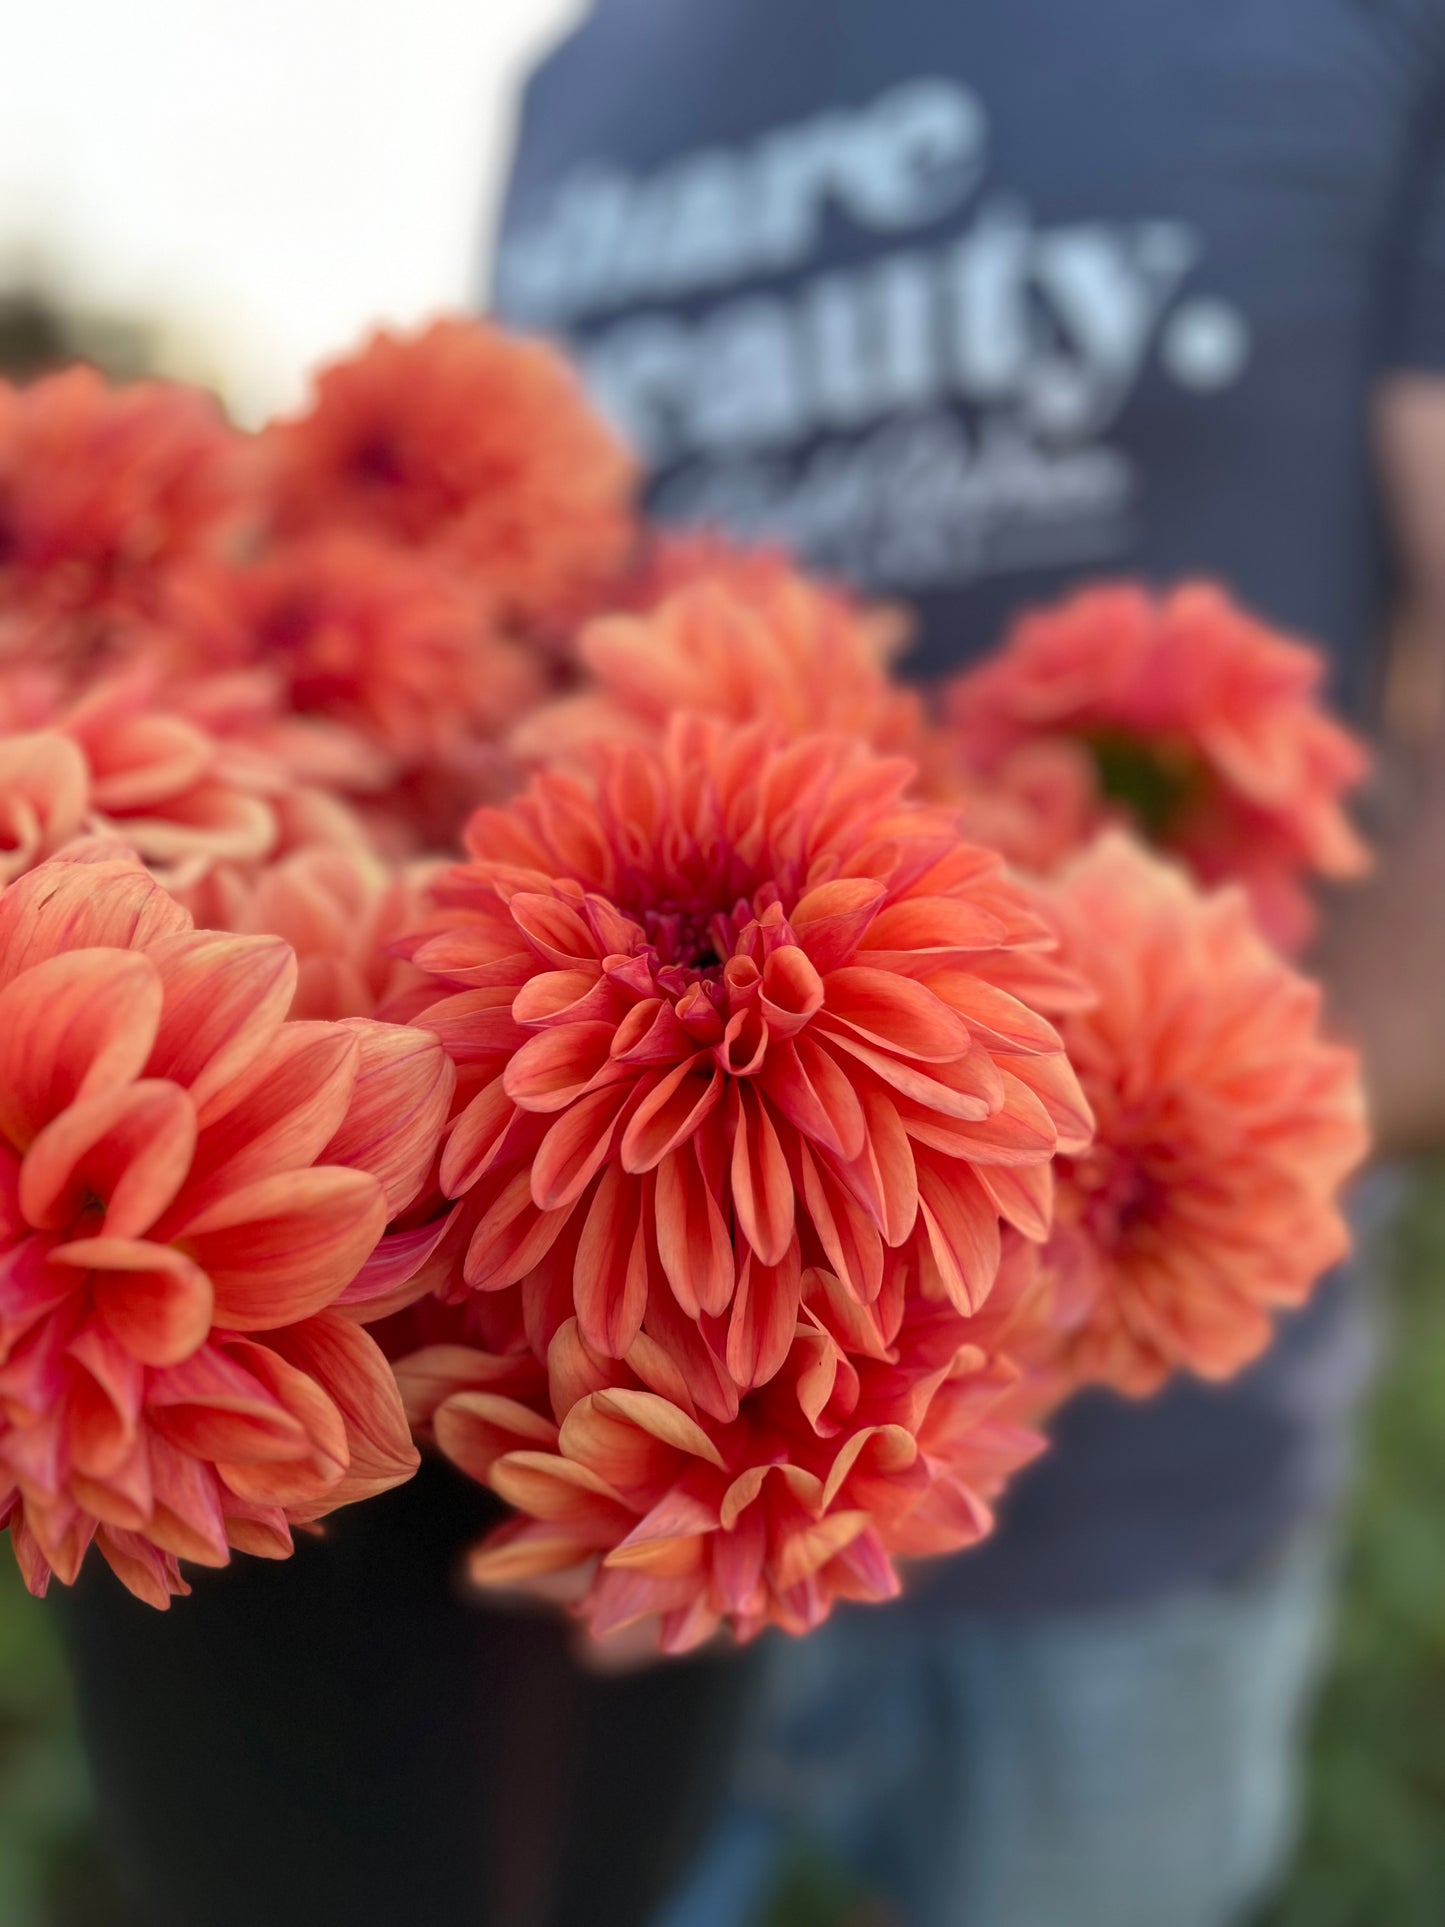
0, 317, 1369, 1653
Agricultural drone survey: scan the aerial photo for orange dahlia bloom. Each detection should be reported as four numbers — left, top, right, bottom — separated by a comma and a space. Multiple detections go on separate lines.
0, 666, 287, 892
258, 319, 636, 630
1025, 836, 1369, 1397
0, 368, 243, 669
396, 1302, 1040, 1652
157, 536, 544, 811
387, 720, 1095, 1644
0, 843, 452, 1606
407, 717, 1090, 1380
514, 574, 923, 765
214, 844, 438, 1023
941, 582, 1370, 951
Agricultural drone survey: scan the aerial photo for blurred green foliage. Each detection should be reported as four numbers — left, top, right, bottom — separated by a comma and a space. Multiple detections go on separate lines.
0, 1172, 1442, 1924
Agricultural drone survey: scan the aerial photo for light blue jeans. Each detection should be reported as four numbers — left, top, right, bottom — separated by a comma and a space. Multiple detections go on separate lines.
656, 1529, 1335, 1927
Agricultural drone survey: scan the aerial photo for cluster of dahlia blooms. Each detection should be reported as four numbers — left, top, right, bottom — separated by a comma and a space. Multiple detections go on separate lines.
0, 315, 1370, 1648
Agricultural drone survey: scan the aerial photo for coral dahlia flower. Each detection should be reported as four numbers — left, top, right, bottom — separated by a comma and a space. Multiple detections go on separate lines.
0, 368, 243, 669
1027, 836, 1369, 1397
0, 666, 286, 892
514, 574, 923, 765
941, 582, 1370, 951
156, 536, 544, 810
397, 1304, 1041, 1652
0, 844, 452, 1606
405, 717, 1091, 1395
258, 319, 636, 630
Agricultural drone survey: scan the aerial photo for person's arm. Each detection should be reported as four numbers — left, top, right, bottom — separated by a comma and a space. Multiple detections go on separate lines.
1316, 374, 1445, 1158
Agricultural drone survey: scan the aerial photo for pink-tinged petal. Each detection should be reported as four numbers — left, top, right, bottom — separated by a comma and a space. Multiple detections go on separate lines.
655, 1144, 734, 1319
145, 1435, 230, 1566
489, 1448, 634, 1523
773, 1510, 872, 1593
95, 1527, 189, 1609
0, 949, 162, 1150
857, 896, 1008, 965
317, 1020, 453, 1216
503, 1022, 620, 1113
212, 1337, 350, 1506
0, 848, 189, 991
729, 1086, 794, 1267
760, 1035, 866, 1162
919, 1067, 1060, 1166
418, 986, 528, 1064
464, 1168, 575, 1291
817, 1026, 996, 1122
508, 893, 606, 967
727, 1237, 802, 1389
974, 1162, 1055, 1242
532, 1084, 632, 1213
433, 1390, 559, 1484
0, 733, 89, 883
919, 971, 1065, 1056
94, 781, 276, 868
148, 1343, 313, 1464
267, 1312, 420, 1518
789, 878, 887, 972
642, 1273, 739, 1426
21, 1082, 196, 1240
169, 1024, 360, 1217
619, 1061, 720, 1172
219, 1497, 294, 1561
465, 1518, 598, 1585
821, 967, 973, 1062
1004, 1053, 1095, 1157
439, 1079, 514, 1199
82, 713, 210, 810
334, 1208, 458, 1317
915, 1162, 1002, 1315
797, 1141, 884, 1303
512, 968, 614, 1028
759, 946, 825, 1039
179, 1167, 386, 1329
53, 1238, 213, 1368
142, 932, 296, 1124
573, 1163, 649, 1356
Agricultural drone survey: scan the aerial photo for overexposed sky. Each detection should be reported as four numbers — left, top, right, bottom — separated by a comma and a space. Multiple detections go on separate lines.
0, 0, 585, 419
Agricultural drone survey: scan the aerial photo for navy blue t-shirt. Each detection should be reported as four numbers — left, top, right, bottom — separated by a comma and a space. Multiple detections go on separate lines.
493, 0, 1445, 1611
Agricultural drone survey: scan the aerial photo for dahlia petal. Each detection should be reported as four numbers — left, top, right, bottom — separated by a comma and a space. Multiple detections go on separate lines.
532, 1084, 633, 1213
419, 986, 527, 1065
758, 945, 825, 1038
619, 1061, 721, 1172
727, 1238, 802, 1389
334, 1208, 458, 1316
464, 1168, 576, 1292
822, 967, 973, 1062
504, 1022, 621, 1113
760, 1034, 866, 1161
0, 848, 189, 991
20, 1081, 196, 1240
95, 1527, 189, 1609
319, 1020, 453, 1216
789, 878, 887, 971
0, 949, 162, 1149
858, 896, 1008, 963
434, 1391, 562, 1483
574, 1163, 649, 1356
142, 931, 296, 1125
729, 1086, 794, 1266
915, 1163, 1002, 1316
508, 893, 606, 967
654, 1144, 734, 1319
796, 1142, 885, 1303
267, 1312, 420, 1517
180, 1167, 387, 1329
489, 1448, 633, 1523
54, 1238, 213, 1368
146, 1436, 230, 1566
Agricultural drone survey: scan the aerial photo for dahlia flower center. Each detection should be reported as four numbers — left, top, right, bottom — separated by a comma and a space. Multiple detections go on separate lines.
348, 433, 406, 491
638, 900, 733, 976
1087, 730, 1204, 840
1069, 1137, 1163, 1253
